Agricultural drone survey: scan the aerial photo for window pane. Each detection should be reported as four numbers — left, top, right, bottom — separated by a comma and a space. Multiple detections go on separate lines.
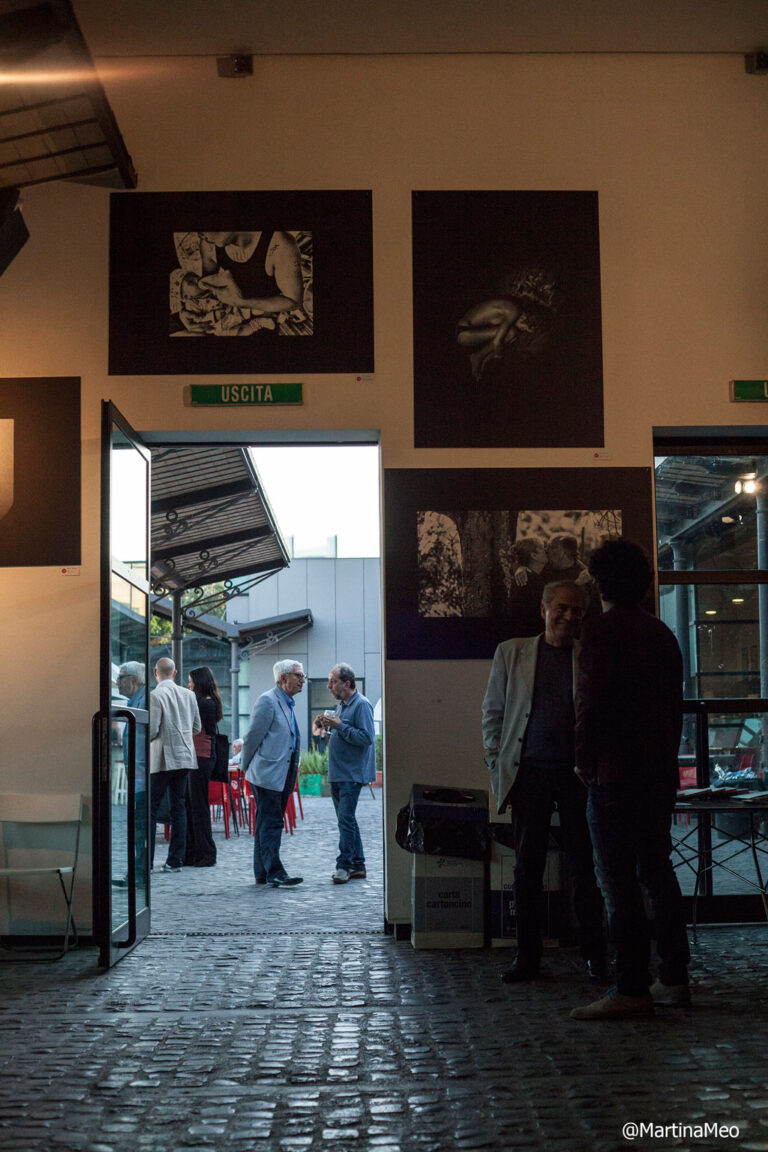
659, 583, 765, 699
707, 710, 765, 785
655, 453, 768, 571
111, 428, 148, 578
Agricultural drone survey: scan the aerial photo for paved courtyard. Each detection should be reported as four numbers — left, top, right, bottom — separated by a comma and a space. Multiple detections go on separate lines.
1, 794, 768, 1151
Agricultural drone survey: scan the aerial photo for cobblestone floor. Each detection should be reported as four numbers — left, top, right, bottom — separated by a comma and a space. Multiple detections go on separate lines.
1, 795, 767, 1152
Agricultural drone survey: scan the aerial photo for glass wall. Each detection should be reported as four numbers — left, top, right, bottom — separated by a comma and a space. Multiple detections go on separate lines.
655, 447, 768, 789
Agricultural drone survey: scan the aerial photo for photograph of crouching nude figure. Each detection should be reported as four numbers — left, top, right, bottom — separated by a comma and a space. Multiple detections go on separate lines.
412, 190, 604, 449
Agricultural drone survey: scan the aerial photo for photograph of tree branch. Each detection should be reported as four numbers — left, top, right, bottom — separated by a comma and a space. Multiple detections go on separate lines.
385, 469, 652, 659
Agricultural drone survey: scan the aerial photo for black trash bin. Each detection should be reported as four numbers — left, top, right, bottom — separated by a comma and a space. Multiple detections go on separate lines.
397, 783, 489, 859
399, 784, 488, 948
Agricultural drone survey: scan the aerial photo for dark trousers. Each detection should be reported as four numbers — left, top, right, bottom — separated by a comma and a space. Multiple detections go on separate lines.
587, 783, 690, 996
510, 759, 605, 966
150, 769, 190, 869
185, 757, 217, 866
331, 781, 365, 871
253, 757, 299, 882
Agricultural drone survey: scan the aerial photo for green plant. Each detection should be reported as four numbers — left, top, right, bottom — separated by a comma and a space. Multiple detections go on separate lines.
375, 733, 383, 773
299, 748, 328, 776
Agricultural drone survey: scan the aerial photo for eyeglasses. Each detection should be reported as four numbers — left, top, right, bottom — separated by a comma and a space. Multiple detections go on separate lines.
290, 671, 307, 680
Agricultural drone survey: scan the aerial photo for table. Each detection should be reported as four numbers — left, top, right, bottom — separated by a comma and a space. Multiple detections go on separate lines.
673, 796, 768, 939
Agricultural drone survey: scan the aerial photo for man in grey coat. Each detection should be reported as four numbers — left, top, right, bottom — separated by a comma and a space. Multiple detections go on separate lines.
242, 659, 305, 888
482, 581, 606, 984
149, 656, 201, 873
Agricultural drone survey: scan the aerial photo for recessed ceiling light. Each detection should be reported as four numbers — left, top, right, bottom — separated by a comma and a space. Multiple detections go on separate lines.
704, 610, 717, 615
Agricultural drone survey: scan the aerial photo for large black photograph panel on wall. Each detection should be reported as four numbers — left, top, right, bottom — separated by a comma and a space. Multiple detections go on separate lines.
385, 468, 652, 660
412, 191, 604, 448
0, 377, 81, 566
109, 191, 374, 375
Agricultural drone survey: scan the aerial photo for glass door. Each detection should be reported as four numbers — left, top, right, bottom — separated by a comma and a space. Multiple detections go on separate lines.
655, 443, 768, 922
93, 402, 151, 966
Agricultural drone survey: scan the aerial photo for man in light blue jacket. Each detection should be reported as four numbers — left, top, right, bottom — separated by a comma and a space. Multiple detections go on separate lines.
242, 659, 306, 888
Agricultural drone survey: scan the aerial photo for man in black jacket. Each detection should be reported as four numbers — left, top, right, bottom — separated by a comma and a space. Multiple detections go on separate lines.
570, 538, 690, 1020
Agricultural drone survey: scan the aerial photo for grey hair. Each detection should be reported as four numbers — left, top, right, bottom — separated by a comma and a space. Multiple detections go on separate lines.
273, 658, 303, 683
333, 663, 356, 689
541, 580, 587, 609
118, 661, 145, 685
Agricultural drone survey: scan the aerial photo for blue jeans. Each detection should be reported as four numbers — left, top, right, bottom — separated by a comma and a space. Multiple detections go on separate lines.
587, 782, 690, 996
331, 781, 365, 871
150, 769, 190, 869
253, 758, 298, 882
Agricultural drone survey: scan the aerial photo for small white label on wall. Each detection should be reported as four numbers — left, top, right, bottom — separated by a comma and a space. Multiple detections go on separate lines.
60, 566, 80, 576
592, 450, 612, 460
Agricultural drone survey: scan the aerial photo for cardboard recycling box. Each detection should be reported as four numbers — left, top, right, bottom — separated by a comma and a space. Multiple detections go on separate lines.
411, 853, 485, 948
489, 838, 561, 948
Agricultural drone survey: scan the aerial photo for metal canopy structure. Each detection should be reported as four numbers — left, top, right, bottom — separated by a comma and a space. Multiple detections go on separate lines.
150, 444, 290, 605
0, 0, 136, 190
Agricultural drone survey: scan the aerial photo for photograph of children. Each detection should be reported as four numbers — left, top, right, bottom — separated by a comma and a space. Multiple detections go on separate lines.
169, 231, 313, 338
418, 508, 620, 632
385, 468, 652, 660
412, 191, 604, 449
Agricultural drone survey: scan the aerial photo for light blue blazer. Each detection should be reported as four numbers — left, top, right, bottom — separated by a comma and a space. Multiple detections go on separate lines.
242, 686, 299, 792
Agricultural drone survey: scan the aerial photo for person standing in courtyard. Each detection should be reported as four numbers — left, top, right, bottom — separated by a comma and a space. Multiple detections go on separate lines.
312, 663, 376, 884
184, 665, 221, 868
570, 538, 690, 1021
482, 581, 607, 984
149, 657, 201, 873
242, 659, 305, 888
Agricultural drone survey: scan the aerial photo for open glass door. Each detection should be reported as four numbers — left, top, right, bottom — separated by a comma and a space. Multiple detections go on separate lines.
93, 402, 151, 966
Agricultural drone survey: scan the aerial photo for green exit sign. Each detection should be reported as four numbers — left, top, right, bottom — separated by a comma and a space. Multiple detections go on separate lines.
731, 380, 768, 402
187, 383, 303, 406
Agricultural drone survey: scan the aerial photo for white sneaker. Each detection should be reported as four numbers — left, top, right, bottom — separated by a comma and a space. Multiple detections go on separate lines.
650, 979, 691, 1007
332, 868, 350, 884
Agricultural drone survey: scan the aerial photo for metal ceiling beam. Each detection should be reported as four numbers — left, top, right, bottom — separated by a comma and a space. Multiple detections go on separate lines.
152, 523, 272, 562
151, 477, 254, 514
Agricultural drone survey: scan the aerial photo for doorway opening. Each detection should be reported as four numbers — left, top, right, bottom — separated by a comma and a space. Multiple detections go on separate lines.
141, 437, 383, 939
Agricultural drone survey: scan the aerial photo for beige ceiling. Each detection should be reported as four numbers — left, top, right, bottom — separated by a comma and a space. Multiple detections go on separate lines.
71, 0, 768, 58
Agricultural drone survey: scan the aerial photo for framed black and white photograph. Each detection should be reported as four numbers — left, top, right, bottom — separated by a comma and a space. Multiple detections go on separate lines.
385, 468, 652, 659
412, 191, 604, 448
0, 377, 81, 567
109, 191, 373, 375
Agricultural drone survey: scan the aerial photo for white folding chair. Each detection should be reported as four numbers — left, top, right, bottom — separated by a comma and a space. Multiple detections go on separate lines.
0, 793, 83, 960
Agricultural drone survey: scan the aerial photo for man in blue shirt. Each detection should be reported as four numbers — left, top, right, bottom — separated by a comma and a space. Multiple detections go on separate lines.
312, 663, 376, 884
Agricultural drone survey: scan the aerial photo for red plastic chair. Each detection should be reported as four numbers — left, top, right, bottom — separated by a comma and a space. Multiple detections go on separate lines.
242, 779, 256, 835
284, 793, 296, 835
208, 780, 232, 839
293, 774, 304, 820
241, 779, 295, 835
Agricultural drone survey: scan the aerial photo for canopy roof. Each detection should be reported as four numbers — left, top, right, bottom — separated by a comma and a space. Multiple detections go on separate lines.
150, 445, 290, 596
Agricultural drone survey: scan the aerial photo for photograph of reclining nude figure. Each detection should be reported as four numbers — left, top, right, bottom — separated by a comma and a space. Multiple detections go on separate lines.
109, 190, 373, 375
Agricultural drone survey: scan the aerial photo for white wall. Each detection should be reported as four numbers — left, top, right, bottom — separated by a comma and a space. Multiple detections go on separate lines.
1, 52, 768, 926
237, 557, 382, 747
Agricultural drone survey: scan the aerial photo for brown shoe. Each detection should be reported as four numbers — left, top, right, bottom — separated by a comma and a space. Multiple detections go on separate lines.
570, 988, 654, 1020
